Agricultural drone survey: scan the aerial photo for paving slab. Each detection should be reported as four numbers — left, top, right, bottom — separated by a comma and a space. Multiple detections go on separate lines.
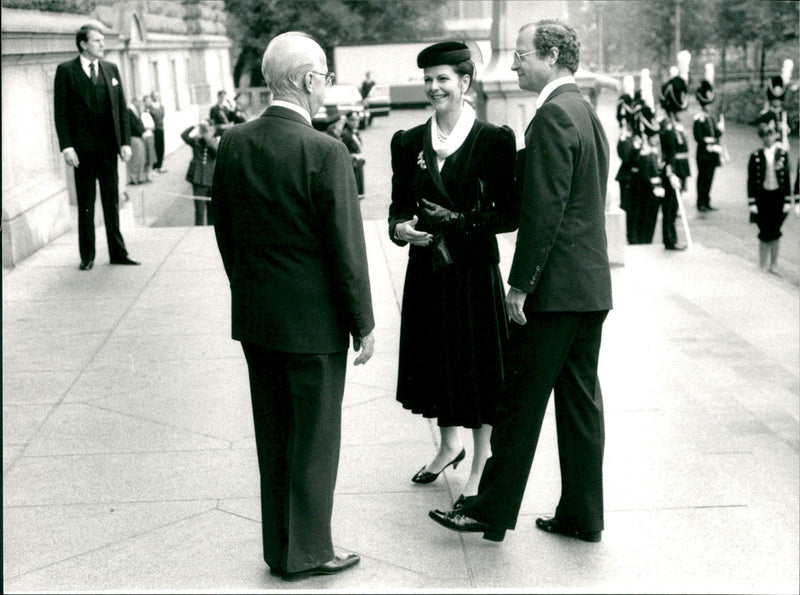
3, 204, 798, 593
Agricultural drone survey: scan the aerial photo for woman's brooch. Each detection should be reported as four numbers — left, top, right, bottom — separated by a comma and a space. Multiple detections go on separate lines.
417, 150, 426, 170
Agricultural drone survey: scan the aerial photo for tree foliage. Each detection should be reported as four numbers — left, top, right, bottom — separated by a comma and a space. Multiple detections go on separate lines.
573, 0, 798, 78
224, 0, 448, 87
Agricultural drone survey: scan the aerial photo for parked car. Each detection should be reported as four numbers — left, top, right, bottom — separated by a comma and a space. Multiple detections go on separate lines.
364, 84, 391, 121
312, 84, 369, 131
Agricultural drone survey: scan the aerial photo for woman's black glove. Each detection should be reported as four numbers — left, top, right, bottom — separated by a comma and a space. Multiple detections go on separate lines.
420, 199, 463, 231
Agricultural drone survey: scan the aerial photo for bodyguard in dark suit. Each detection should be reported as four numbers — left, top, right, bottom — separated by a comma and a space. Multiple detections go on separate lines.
430, 19, 612, 543
212, 32, 375, 581
54, 23, 139, 270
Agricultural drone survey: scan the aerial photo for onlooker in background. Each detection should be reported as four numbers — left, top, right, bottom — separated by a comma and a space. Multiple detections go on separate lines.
126, 99, 148, 185
359, 70, 375, 100
341, 111, 365, 197
147, 91, 167, 172
693, 64, 723, 212
326, 114, 345, 139
230, 92, 249, 124
748, 117, 792, 274
139, 96, 157, 182
209, 90, 232, 132
53, 23, 140, 270
181, 119, 219, 226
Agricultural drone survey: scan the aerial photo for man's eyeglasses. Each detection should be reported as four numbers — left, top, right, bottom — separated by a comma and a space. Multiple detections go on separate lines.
309, 71, 336, 87
513, 49, 537, 64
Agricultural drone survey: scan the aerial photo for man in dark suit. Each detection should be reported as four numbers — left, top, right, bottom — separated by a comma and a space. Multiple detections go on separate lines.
430, 19, 612, 543
212, 31, 375, 581
54, 23, 140, 270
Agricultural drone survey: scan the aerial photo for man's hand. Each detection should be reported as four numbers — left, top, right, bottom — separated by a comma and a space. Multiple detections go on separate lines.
353, 331, 375, 365
62, 148, 80, 168
395, 215, 433, 246
120, 145, 132, 162
505, 287, 528, 326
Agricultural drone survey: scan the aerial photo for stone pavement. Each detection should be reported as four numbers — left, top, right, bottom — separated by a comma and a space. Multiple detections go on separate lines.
4, 106, 800, 593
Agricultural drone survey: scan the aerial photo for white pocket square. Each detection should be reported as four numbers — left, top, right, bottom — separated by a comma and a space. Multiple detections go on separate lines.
112, 77, 118, 86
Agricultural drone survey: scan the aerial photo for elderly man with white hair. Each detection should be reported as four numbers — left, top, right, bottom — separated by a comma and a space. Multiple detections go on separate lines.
212, 31, 375, 582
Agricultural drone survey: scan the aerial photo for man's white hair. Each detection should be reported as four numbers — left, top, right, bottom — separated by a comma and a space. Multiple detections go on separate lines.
261, 31, 324, 99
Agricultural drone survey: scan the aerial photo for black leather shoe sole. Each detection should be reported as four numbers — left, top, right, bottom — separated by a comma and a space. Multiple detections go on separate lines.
536, 517, 601, 542
428, 509, 505, 542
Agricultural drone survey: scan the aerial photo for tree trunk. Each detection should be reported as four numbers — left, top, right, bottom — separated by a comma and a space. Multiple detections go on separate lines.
760, 41, 766, 88
721, 42, 726, 83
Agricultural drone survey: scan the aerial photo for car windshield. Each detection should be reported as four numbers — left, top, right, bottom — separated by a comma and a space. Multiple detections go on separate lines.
325, 85, 362, 104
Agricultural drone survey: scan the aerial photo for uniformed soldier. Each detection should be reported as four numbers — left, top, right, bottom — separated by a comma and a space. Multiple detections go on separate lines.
693, 64, 724, 212
633, 102, 665, 244
658, 51, 691, 250
616, 75, 639, 242
758, 59, 793, 150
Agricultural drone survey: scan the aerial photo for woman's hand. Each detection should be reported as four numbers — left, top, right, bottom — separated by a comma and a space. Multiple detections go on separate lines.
395, 215, 433, 246
420, 199, 462, 226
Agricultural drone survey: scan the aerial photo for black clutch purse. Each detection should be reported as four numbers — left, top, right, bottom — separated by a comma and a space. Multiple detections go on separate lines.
431, 233, 453, 271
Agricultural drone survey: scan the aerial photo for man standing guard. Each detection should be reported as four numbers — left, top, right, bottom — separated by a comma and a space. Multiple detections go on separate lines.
658, 51, 692, 251
429, 19, 612, 543
693, 64, 723, 212
212, 32, 375, 581
54, 23, 140, 270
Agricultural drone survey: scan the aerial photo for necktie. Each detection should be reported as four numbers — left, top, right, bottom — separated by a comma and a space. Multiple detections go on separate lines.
90, 62, 97, 84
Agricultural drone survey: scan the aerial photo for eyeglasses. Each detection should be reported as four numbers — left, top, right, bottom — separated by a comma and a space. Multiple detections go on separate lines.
513, 49, 537, 64
308, 71, 336, 87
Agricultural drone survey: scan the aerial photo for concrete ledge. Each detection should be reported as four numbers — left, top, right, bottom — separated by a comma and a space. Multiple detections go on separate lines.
606, 207, 626, 266
2, 183, 70, 268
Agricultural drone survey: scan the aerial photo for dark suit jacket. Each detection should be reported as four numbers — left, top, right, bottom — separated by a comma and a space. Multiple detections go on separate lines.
747, 146, 791, 199
510, 83, 612, 312
54, 57, 130, 154
212, 105, 375, 352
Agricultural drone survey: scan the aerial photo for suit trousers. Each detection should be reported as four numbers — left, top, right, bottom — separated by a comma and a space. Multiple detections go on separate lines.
465, 310, 607, 532
241, 343, 347, 573
73, 145, 128, 262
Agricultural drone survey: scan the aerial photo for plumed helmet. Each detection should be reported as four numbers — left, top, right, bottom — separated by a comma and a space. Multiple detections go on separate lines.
660, 76, 688, 113
637, 104, 660, 136
696, 79, 715, 106
767, 75, 786, 102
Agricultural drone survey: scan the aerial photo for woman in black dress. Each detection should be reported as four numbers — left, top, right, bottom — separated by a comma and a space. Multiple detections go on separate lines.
388, 41, 517, 504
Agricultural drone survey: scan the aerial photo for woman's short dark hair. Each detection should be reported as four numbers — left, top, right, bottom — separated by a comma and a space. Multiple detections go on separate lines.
451, 60, 475, 91
532, 19, 580, 74
75, 23, 103, 52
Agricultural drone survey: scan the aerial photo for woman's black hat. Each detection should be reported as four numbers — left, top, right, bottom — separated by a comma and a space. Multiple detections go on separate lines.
417, 41, 472, 68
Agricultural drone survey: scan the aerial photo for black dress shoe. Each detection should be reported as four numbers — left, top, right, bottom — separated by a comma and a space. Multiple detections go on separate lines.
453, 494, 476, 510
664, 244, 687, 251
273, 553, 360, 581
428, 508, 505, 542
535, 516, 601, 542
705, 205, 718, 211
110, 256, 141, 265
79, 259, 94, 271
412, 448, 466, 484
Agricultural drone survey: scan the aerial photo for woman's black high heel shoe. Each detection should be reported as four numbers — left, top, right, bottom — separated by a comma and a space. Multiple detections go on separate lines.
412, 448, 466, 484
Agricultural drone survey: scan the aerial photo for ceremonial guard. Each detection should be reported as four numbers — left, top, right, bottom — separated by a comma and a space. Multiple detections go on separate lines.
615, 75, 639, 243
759, 59, 793, 150
658, 51, 691, 250
633, 100, 665, 245
693, 64, 724, 212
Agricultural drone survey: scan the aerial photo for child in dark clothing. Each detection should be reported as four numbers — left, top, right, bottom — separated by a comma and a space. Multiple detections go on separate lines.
747, 118, 792, 273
